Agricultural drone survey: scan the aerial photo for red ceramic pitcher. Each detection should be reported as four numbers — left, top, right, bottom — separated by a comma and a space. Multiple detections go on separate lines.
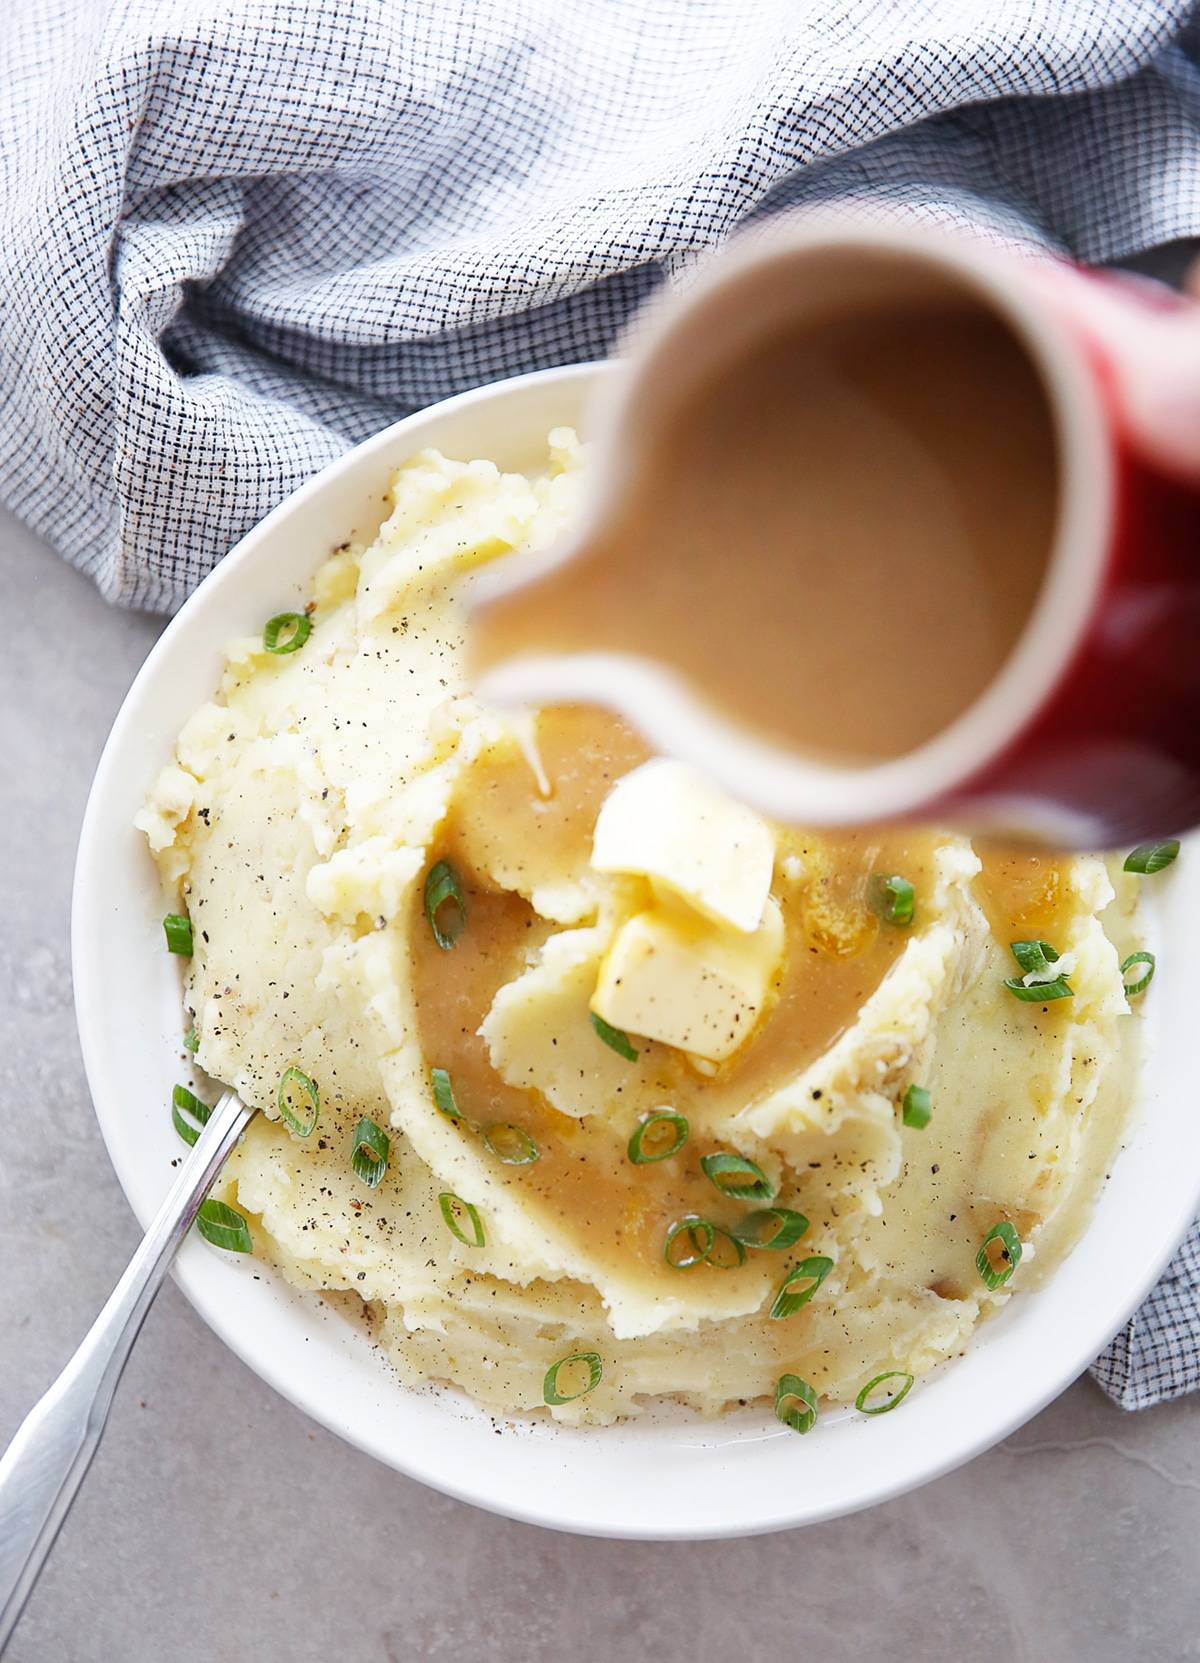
474, 213, 1200, 847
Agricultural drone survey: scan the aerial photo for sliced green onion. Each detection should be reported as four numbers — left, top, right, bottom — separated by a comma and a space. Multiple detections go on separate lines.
855, 1371, 915, 1415
1005, 938, 1072, 1002
665, 1216, 714, 1269
1121, 950, 1156, 997
438, 1191, 485, 1247
172, 1110, 200, 1148
873, 873, 914, 926
424, 860, 467, 950
590, 1011, 639, 1060
700, 1151, 776, 1203
1004, 975, 1073, 1002
277, 1066, 319, 1138
706, 1227, 747, 1271
171, 1084, 211, 1148
1124, 839, 1180, 875
172, 1084, 211, 1122
262, 611, 312, 654
976, 1220, 1022, 1289
663, 1216, 746, 1271
483, 1123, 539, 1165
627, 1110, 688, 1163
901, 1084, 932, 1129
162, 913, 193, 955
172, 1109, 201, 1148
768, 1255, 834, 1319
774, 1373, 818, 1435
1010, 938, 1060, 975
730, 1207, 809, 1251
430, 1066, 463, 1121
195, 1199, 252, 1253
351, 1116, 390, 1188
183, 1024, 200, 1053
543, 1352, 602, 1406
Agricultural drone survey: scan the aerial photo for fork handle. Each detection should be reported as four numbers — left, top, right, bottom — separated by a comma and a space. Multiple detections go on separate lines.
0, 1089, 254, 1654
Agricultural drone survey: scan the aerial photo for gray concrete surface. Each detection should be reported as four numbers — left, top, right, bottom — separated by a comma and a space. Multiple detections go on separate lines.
1, 503, 1197, 1663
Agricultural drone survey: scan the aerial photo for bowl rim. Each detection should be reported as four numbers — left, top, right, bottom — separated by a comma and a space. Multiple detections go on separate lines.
72, 362, 1200, 1539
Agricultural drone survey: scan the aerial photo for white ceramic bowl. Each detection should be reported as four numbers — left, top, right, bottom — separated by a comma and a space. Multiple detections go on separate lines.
74, 364, 1199, 1540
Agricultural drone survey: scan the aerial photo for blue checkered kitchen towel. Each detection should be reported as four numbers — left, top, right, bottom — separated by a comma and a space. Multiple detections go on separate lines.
2, 0, 1199, 1407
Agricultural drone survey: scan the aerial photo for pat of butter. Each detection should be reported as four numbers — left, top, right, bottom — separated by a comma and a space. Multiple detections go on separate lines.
592, 898, 784, 1062
591, 759, 775, 933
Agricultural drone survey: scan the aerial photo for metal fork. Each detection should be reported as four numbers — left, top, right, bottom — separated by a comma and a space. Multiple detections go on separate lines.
0, 1088, 255, 1654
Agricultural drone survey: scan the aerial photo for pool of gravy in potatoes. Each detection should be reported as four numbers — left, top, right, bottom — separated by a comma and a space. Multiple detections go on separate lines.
409, 707, 1071, 1294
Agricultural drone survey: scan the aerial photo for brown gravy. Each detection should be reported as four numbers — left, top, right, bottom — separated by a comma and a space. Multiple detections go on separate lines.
410, 709, 1066, 1281
473, 306, 1058, 764
447, 706, 652, 897
973, 842, 1074, 945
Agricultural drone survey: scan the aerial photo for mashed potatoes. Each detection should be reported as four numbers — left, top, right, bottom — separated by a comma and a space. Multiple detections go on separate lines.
138, 432, 1140, 1426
